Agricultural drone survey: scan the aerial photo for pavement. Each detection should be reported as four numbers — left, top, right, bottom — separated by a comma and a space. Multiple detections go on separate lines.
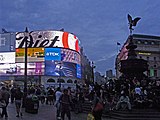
0, 102, 116, 120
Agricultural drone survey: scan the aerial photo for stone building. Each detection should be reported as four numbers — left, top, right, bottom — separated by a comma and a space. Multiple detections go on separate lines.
116, 34, 160, 80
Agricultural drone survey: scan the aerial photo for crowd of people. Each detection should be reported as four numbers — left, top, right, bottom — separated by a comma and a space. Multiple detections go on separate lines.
0, 77, 160, 120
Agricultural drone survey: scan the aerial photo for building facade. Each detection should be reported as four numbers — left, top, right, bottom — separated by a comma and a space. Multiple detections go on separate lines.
94, 71, 105, 85
80, 47, 93, 85
106, 69, 113, 79
0, 30, 83, 88
116, 34, 160, 80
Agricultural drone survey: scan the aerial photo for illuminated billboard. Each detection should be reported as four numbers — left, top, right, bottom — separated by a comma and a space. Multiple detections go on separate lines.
118, 43, 129, 60
14, 47, 81, 78
0, 52, 15, 63
76, 64, 81, 79
45, 48, 61, 61
44, 48, 81, 64
44, 48, 81, 78
61, 48, 81, 64
16, 30, 80, 52
0, 62, 44, 76
45, 61, 77, 77
0, 63, 17, 75
16, 48, 44, 62
0, 30, 81, 79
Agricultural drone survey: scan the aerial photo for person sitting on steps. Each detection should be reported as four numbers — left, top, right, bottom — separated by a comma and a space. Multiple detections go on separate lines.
116, 91, 131, 111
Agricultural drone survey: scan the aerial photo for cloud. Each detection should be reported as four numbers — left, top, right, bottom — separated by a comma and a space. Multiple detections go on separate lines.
1, 0, 160, 74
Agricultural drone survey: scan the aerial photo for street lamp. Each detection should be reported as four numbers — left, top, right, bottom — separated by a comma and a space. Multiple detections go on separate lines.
24, 27, 29, 92
22, 27, 29, 107
91, 61, 96, 84
58, 62, 62, 88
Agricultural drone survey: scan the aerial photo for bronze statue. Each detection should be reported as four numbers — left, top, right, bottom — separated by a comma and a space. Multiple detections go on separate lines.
127, 14, 141, 34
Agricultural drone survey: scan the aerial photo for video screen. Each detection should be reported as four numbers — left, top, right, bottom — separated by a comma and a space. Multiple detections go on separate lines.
44, 48, 81, 64
0, 62, 44, 76
76, 64, 81, 79
0, 52, 15, 63
61, 48, 81, 64
16, 48, 45, 62
45, 60, 76, 77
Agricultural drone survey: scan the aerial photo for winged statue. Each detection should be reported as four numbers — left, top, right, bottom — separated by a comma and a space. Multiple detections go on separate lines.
128, 14, 141, 34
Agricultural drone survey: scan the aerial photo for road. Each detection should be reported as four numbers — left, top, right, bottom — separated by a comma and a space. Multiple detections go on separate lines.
2, 102, 115, 120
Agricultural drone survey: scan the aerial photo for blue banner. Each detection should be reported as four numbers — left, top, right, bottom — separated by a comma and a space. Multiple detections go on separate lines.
76, 64, 81, 79
45, 48, 61, 61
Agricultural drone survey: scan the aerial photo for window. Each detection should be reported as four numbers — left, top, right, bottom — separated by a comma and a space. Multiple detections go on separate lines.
151, 41, 155, 45
67, 79, 73, 83
154, 70, 157, 77
144, 41, 148, 44
47, 78, 55, 82
137, 41, 141, 44
0, 38, 6, 46
154, 57, 156, 61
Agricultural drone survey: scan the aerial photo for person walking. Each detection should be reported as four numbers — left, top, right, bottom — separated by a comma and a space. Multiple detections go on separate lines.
0, 86, 10, 118
75, 89, 84, 114
10, 86, 16, 103
54, 87, 62, 119
92, 92, 104, 120
14, 87, 23, 117
47, 87, 54, 105
59, 89, 71, 120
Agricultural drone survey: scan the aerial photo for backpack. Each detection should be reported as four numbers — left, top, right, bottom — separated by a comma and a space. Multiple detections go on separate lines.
93, 97, 104, 111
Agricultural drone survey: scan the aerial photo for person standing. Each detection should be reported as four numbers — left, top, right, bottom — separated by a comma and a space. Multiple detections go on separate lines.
0, 86, 10, 118
14, 87, 23, 117
94, 82, 101, 95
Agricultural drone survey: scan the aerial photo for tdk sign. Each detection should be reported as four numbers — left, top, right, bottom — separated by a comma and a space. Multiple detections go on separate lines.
46, 52, 59, 56
45, 48, 61, 60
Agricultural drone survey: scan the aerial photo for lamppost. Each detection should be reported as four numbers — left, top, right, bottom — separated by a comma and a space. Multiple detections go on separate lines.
91, 61, 96, 84
58, 62, 62, 88
24, 27, 29, 92
23, 27, 29, 107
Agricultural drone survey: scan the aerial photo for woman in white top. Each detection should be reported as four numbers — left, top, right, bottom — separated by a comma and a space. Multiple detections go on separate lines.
54, 87, 62, 119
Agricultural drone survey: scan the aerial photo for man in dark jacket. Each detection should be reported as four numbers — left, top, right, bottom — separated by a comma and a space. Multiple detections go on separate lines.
0, 86, 10, 118
59, 89, 71, 120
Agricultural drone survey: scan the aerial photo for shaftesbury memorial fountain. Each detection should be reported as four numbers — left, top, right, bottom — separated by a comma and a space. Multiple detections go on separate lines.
120, 14, 148, 80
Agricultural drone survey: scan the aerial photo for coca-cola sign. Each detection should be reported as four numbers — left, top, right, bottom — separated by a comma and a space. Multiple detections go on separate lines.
16, 30, 80, 52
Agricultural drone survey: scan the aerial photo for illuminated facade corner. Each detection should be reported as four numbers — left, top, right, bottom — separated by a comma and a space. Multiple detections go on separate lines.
0, 30, 82, 88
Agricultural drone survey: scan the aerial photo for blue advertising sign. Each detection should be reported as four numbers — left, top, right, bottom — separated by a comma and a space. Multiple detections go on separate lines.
76, 64, 81, 79
45, 61, 77, 78
45, 48, 61, 61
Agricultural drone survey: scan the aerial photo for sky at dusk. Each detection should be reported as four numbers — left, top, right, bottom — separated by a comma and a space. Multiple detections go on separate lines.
0, 0, 160, 75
